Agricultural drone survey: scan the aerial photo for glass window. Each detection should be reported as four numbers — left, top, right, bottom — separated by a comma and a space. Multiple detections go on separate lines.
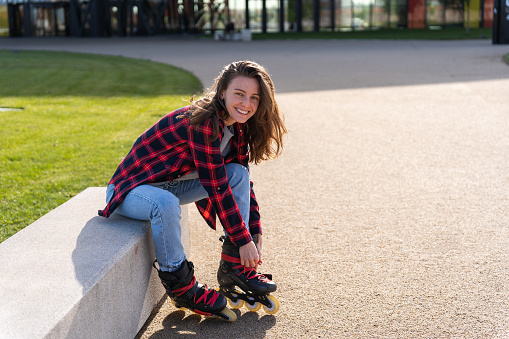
336, 0, 353, 29
445, 0, 463, 26
389, 0, 407, 27
267, 0, 280, 31
427, 0, 445, 26
247, 0, 261, 31
285, 0, 295, 30
34, 7, 51, 36
302, 0, 314, 31
352, 0, 370, 29
320, 0, 332, 30
194, 0, 207, 31
372, 0, 389, 28
226, 0, 246, 30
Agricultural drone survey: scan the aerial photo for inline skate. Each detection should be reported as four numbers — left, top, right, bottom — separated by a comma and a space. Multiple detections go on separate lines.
217, 236, 280, 314
154, 259, 237, 321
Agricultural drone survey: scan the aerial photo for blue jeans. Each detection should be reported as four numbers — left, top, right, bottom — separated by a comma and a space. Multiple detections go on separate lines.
106, 163, 251, 272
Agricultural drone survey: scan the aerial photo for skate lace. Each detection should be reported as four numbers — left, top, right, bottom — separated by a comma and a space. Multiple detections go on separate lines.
222, 253, 269, 283
172, 276, 220, 306
233, 265, 269, 283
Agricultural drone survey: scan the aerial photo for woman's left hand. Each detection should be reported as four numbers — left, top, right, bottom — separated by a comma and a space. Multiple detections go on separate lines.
253, 233, 262, 262
239, 241, 259, 270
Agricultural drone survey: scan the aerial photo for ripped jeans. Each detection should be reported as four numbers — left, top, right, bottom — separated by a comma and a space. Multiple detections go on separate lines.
106, 163, 250, 272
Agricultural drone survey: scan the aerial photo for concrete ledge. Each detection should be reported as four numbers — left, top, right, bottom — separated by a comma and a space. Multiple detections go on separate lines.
0, 187, 189, 339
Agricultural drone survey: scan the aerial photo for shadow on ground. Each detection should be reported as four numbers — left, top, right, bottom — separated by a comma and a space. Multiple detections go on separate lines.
136, 297, 277, 339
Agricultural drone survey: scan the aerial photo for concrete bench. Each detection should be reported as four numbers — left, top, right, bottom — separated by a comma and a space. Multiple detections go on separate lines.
0, 187, 189, 339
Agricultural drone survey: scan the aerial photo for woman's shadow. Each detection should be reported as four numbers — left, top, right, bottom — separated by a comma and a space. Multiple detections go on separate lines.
137, 297, 277, 338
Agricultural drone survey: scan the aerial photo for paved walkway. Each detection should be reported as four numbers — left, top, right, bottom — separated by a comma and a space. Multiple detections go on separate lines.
2, 37, 509, 338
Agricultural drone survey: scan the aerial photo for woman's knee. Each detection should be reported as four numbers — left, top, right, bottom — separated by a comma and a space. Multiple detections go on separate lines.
149, 191, 181, 220
117, 185, 181, 222
225, 163, 250, 188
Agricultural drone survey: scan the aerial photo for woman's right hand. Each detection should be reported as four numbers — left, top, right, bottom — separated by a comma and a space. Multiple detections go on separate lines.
239, 241, 260, 271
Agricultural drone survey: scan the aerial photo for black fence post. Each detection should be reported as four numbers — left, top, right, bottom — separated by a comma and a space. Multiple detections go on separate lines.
313, 0, 319, 31
7, 4, 22, 37
245, 0, 250, 29
89, 0, 98, 35
23, 3, 32, 36
69, 0, 81, 36
492, 0, 509, 44
295, 0, 302, 31
330, 0, 335, 30
279, 0, 284, 32
117, 0, 127, 36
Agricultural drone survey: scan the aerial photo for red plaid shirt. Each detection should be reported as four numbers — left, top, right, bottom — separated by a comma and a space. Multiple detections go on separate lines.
98, 106, 261, 247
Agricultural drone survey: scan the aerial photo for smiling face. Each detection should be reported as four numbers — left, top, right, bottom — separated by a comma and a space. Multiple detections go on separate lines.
221, 76, 260, 126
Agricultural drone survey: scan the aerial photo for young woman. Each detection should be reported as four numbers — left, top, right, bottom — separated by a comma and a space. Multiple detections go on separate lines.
99, 60, 287, 321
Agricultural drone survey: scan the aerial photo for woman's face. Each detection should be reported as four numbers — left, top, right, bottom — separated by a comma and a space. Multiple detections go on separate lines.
221, 76, 260, 126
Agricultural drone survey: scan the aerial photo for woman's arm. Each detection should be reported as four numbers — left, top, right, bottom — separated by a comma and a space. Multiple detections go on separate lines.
188, 118, 253, 247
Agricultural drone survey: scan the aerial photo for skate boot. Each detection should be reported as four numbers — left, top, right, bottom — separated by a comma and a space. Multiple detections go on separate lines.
217, 236, 280, 314
154, 260, 236, 321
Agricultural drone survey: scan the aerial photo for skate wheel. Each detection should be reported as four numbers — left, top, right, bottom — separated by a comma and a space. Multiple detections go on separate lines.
226, 289, 244, 309
245, 299, 262, 312
228, 298, 245, 309
218, 307, 237, 322
263, 295, 280, 315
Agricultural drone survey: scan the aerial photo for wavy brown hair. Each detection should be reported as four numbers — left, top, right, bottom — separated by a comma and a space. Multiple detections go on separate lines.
186, 60, 287, 165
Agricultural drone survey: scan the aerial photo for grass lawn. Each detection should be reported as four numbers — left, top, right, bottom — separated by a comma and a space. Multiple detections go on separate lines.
0, 50, 203, 243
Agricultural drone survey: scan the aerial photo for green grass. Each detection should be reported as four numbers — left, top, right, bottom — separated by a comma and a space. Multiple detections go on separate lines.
504, 53, 509, 65
0, 50, 203, 242
252, 27, 492, 40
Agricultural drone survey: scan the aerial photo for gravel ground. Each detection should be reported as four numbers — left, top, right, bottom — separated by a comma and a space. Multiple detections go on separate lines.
3, 37, 508, 338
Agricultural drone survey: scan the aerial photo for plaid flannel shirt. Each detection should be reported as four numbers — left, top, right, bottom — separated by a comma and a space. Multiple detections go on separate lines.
98, 106, 261, 247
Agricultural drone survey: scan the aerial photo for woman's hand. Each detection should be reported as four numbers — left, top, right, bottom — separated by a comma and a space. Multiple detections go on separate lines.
254, 233, 262, 262
239, 234, 263, 271
239, 241, 259, 271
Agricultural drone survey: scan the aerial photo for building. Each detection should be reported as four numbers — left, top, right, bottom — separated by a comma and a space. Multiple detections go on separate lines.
1, 0, 494, 37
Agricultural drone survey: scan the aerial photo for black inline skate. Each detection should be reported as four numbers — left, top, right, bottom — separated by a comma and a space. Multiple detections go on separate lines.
217, 236, 280, 314
154, 259, 236, 321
